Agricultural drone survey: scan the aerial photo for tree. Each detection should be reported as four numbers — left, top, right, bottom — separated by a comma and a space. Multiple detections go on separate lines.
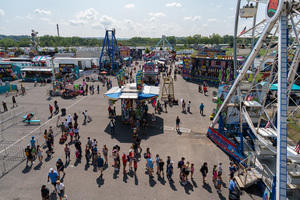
145, 47, 150, 54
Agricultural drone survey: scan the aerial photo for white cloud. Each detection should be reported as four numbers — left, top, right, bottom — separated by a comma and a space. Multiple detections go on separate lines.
124, 4, 135, 8
0, 9, 5, 16
165, 2, 182, 7
229, 7, 234, 10
193, 16, 202, 21
147, 12, 166, 21
76, 8, 98, 20
40, 18, 55, 25
202, 24, 208, 27
34, 9, 51, 15
25, 14, 32, 20
208, 18, 217, 22
183, 17, 192, 21
69, 19, 87, 26
92, 15, 117, 29
149, 12, 166, 17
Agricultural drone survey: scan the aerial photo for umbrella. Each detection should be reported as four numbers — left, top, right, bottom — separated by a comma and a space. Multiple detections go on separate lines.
100, 71, 107, 74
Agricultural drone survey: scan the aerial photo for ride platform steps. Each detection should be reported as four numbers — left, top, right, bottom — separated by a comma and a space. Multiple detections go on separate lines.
236, 167, 262, 189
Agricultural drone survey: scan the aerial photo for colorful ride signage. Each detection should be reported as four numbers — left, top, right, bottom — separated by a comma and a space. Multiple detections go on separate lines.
265, 0, 283, 22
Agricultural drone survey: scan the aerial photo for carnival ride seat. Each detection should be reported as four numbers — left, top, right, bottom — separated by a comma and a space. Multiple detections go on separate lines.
239, 5, 257, 18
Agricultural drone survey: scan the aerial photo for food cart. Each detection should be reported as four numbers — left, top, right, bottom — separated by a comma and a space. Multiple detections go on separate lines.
104, 83, 160, 123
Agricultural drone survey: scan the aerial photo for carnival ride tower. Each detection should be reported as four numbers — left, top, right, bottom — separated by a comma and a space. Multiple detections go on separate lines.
208, 1, 300, 199
152, 35, 176, 52
99, 29, 122, 73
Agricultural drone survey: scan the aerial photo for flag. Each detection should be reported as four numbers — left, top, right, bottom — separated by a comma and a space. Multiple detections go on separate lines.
264, 120, 271, 129
240, 26, 246, 35
295, 140, 300, 154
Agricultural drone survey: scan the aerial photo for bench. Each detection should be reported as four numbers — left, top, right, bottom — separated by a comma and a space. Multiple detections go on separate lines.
24, 120, 41, 124
22, 113, 35, 119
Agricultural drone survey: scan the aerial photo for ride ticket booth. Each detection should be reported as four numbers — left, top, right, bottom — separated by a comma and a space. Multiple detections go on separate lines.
143, 62, 158, 84
104, 83, 160, 123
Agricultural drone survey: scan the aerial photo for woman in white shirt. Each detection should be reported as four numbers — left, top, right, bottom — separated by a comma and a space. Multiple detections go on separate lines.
55, 180, 68, 200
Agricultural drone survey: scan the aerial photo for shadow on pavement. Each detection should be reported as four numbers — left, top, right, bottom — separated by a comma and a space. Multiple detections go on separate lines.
191, 179, 198, 188
50, 192, 58, 200
157, 174, 166, 185
22, 165, 32, 174
123, 173, 128, 183
183, 181, 194, 194
218, 192, 226, 200
33, 162, 42, 170
149, 176, 156, 187
104, 114, 164, 143
168, 179, 177, 191
96, 176, 104, 187
202, 183, 212, 193
135, 175, 138, 185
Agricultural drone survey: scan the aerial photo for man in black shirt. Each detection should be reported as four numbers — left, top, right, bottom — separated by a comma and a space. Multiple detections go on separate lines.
75, 139, 82, 158
41, 185, 50, 200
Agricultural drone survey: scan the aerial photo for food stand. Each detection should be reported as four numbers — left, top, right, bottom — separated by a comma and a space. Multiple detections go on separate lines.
58, 64, 80, 80
104, 83, 160, 123
21, 67, 58, 82
143, 62, 158, 84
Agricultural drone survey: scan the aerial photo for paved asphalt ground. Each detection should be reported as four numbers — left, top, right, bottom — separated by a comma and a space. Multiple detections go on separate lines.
0, 62, 263, 200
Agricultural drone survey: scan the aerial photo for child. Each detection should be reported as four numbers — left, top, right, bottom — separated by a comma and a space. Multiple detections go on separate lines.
190, 163, 195, 180
213, 169, 218, 187
133, 158, 138, 175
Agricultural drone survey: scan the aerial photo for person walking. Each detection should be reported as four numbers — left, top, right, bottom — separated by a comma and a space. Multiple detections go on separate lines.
133, 158, 138, 175
147, 154, 154, 178
55, 180, 68, 200
187, 101, 191, 113
54, 100, 59, 114
155, 154, 160, 175
200, 103, 204, 116
175, 116, 181, 131
200, 162, 208, 184
128, 149, 134, 170
36, 145, 43, 163
164, 100, 167, 113
12, 96, 18, 107
97, 153, 104, 177
82, 110, 87, 124
110, 118, 115, 134
56, 158, 65, 177
122, 152, 128, 174
49, 104, 53, 117
190, 163, 195, 180
167, 161, 174, 182
64, 144, 70, 162
25, 145, 33, 166
97, 85, 100, 94
47, 168, 59, 190
2, 100, 8, 112
182, 100, 186, 112
41, 185, 50, 200
92, 144, 98, 165
102, 145, 108, 164
216, 172, 223, 193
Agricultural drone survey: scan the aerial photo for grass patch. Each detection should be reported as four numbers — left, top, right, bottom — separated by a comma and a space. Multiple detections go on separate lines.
287, 115, 300, 144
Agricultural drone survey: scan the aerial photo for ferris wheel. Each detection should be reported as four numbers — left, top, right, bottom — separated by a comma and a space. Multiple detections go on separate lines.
209, 0, 300, 199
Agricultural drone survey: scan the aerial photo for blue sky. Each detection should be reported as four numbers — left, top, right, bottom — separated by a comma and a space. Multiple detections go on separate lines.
0, 0, 266, 38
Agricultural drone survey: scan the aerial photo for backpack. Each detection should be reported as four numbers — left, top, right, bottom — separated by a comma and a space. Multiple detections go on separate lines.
25, 149, 30, 156
178, 161, 182, 168
144, 153, 147, 159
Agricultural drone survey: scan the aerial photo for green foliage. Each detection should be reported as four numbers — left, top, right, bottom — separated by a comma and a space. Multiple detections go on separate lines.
0, 34, 256, 49
145, 47, 150, 54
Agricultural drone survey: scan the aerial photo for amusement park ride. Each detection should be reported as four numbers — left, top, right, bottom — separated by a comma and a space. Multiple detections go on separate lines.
207, 0, 300, 199
99, 29, 122, 74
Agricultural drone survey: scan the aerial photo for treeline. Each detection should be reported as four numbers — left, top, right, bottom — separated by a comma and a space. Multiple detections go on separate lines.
0, 34, 251, 49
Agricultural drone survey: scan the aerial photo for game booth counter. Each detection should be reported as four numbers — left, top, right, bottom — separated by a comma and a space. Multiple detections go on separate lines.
104, 83, 160, 123
59, 64, 80, 80
0, 63, 23, 81
143, 61, 159, 85
21, 66, 59, 82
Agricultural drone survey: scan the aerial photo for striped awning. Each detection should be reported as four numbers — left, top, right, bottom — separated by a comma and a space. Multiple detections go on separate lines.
32, 56, 50, 62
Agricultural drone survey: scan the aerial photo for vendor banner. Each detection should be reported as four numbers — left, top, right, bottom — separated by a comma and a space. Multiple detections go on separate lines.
183, 57, 191, 69
116, 72, 122, 88
136, 70, 143, 90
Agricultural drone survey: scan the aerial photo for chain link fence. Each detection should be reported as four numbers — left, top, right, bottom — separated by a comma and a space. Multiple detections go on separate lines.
0, 107, 62, 176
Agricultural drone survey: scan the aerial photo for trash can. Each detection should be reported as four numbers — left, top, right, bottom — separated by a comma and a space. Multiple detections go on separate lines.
61, 108, 66, 116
